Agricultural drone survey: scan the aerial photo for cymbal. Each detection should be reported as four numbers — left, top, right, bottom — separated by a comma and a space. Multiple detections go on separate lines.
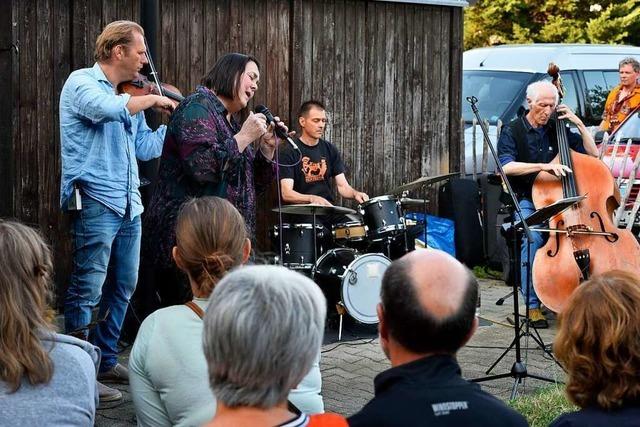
272, 204, 356, 216
399, 198, 429, 207
390, 172, 459, 195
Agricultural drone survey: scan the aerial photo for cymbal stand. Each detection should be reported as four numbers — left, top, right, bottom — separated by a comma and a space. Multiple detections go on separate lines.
311, 208, 318, 265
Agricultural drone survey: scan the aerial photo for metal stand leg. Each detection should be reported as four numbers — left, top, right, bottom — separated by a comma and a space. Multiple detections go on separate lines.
472, 214, 559, 394
336, 302, 346, 341
312, 211, 318, 264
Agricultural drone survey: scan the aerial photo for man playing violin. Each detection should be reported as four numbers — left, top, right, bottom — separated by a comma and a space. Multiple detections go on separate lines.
600, 57, 640, 134
497, 80, 598, 328
59, 20, 174, 402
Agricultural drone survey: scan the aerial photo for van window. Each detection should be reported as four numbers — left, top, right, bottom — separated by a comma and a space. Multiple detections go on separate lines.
462, 71, 531, 123
614, 110, 640, 142
584, 70, 619, 118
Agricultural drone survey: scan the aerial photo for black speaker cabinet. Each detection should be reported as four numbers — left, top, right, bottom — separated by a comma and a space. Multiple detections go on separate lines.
438, 178, 484, 267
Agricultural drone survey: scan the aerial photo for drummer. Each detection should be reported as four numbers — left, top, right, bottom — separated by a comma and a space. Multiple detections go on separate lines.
278, 100, 368, 228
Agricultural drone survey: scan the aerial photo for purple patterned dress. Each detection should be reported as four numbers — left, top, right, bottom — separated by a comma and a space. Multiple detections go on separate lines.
143, 86, 274, 272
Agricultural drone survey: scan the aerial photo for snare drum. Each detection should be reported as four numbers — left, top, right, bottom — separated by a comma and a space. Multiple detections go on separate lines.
332, 221, 367, 244
312, 248, 391, 324
359, 195, 405, 240
271, 223, 324, 270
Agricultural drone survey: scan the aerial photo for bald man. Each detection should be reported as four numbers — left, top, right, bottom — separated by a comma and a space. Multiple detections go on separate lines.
348, 249, 527, 427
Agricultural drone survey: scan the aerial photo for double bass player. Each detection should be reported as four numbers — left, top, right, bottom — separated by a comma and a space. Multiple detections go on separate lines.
497, 80, 598, 327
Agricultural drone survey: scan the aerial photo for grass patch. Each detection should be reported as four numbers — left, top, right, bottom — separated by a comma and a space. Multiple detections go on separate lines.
472, 265, 503, 280
509, 384, 578, 426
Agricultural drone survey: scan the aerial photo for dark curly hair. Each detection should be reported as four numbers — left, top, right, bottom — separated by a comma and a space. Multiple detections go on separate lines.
554, 270, 640, 410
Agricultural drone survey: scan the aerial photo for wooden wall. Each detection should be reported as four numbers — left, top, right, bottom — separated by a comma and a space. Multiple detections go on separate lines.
4, 1, 142, 305
2, 0, 463, 304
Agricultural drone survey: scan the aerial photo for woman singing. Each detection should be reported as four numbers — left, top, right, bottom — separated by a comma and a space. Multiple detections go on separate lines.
143, 53, 282, 306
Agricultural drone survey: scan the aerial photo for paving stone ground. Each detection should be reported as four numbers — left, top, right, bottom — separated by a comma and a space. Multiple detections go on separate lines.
96, 278, 564, 426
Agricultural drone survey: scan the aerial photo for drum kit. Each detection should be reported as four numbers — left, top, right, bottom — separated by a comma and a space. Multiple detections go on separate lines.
270, 173, 457, 338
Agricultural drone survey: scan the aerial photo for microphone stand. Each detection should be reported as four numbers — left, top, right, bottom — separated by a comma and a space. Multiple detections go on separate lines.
466, 96, 556, 398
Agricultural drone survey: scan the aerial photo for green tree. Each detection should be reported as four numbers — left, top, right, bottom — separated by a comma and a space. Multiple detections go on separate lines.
464, 0, 640, 50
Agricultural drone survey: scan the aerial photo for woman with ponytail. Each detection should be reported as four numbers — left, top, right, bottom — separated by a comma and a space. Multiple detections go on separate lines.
130, 197, 323, 427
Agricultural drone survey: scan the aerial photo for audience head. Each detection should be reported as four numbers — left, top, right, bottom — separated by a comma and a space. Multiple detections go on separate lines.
0, 220, 54, 391
94, 20, 144, 62
554, 270, 640, 410
173, 196, 251, 298
378, 249, 478, 361
202, 266, 326, 409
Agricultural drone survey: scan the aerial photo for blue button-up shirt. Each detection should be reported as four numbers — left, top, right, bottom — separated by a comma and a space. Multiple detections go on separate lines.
59, 63, 166, 219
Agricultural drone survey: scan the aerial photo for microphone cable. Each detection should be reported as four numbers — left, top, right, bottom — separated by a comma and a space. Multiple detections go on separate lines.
258, 124, 302, 267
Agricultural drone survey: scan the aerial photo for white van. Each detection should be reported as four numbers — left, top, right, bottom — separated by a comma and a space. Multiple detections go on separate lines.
462, 43, 640, 175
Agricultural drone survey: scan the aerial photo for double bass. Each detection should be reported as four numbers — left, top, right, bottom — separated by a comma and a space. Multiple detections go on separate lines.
531, 63, 640, 313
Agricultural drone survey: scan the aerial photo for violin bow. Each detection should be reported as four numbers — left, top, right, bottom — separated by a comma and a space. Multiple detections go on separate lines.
144, 36, 165, 98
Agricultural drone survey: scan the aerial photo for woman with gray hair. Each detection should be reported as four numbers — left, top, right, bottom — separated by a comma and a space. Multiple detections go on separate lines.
130, 198, 325, 427
202, 265, 347, 427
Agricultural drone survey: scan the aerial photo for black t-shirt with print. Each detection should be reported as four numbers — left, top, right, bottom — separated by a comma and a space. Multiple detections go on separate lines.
278, 138, 345, 203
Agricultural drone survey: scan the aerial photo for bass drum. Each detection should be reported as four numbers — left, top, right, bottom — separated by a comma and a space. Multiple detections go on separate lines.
312, 248, 391, 324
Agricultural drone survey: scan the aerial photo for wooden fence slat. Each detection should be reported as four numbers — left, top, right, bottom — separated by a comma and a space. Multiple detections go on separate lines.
16, 1, 38, 223
0, 0, 15, 217
382, 3, 396, 195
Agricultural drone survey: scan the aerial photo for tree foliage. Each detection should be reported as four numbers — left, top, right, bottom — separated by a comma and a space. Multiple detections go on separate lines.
464, 0, 640, 50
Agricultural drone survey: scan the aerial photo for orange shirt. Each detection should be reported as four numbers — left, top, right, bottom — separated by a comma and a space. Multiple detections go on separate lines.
308, 413, 349, 427
602, 84, 640, 133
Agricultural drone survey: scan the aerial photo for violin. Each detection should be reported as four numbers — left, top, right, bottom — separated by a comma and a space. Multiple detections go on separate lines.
530, 63, 640, 313
117, 36, 184, 107
117, 75, 184, 103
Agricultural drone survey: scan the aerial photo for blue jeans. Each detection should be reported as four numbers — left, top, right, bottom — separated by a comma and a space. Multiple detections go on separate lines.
64, 196, 141, 371
519, 199, 543, 309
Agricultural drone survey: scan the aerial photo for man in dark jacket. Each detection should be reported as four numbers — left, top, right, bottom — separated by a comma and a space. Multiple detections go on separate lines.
348, 249, 528, 427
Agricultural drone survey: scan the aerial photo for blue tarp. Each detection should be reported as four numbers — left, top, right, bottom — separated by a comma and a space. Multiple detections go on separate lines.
405, 213, 456, 257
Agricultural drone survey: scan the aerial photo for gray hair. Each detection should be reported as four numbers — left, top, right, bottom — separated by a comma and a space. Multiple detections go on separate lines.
526, 80, 559, 105
619, 57, 640, 73
202, 265, 326, 408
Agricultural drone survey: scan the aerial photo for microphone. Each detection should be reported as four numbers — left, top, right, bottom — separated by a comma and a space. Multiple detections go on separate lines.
254, 105, 299, 150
